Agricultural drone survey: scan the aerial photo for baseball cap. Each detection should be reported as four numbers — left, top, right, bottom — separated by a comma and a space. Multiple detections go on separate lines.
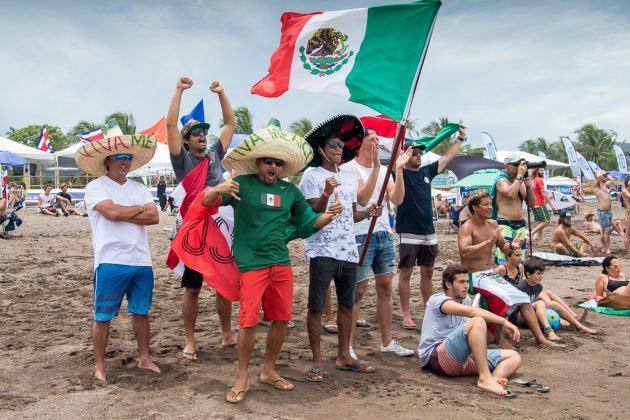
559, 210, 572, 219
504, 153, 524, 165
181, 119, 210, 138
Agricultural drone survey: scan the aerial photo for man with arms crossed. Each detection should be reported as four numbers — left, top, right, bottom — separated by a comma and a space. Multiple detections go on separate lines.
458, 190, 563, 348
396, 125, 467, 329
166, 76, 237, 357
419, 264, 521, 396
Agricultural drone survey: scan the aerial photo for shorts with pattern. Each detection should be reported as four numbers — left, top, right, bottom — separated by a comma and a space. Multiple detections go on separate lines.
598, 209, 613, 229
532, 205, 551, 223
495, 218, 527, 264
93, 263, 154, 322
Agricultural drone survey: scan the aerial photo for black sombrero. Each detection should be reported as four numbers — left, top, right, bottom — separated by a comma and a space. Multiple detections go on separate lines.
304, 114, 364, 167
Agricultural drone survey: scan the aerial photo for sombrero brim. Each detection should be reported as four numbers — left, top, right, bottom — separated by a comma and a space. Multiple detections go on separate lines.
75, 134, 157, 176
304, 115, 364, 167
222, 126, 313, 178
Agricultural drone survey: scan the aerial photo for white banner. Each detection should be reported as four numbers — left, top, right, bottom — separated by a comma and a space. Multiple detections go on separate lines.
537, 151, 550, 179
613, 144, 628, 174
480, 132, 498, 161
561, 137, 581, 179
588, 161, 602, 174
576, 152, 595, 180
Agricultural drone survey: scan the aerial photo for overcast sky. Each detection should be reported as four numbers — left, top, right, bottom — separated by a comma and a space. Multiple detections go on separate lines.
1, 0, 629, 150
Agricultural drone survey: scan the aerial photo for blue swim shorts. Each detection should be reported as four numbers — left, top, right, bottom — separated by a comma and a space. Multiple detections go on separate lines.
93, 263, 154, 322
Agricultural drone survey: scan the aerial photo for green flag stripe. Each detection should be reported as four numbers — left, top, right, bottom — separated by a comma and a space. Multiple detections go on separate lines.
346, 1, 441, 122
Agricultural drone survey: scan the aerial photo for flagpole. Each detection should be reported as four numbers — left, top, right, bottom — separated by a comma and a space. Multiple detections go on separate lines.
359, 12, 440, 265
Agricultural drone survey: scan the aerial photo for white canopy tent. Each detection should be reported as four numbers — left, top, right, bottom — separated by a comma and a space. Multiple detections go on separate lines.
0, 135, 55, 165
495, 150, 569, 170
545, 176, 579, 186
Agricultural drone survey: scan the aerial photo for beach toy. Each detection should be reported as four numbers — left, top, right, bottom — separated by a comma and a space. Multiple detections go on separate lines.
546, 308, 561, 330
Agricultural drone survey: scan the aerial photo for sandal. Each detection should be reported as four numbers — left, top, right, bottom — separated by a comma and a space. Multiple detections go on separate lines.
335, 359, 375, 373
182, 351, 197, 361
258, 376, 294, 391
356, 319, 372, 328
322, 323, 338, 334
513, 378, 550, 393
306, 367, 324, 382
401, 320, 417, 330
226, 385, 249, 404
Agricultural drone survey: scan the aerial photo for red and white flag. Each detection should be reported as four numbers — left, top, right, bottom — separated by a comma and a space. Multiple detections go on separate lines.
80, 128, 105, 143
360, 115, 402, 160
36, 127, 54, 153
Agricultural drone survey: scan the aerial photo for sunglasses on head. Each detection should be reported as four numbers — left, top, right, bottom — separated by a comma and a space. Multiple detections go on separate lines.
189, 128, 208, 137
261, 157, 285, 167
325, 139, 345, 149
109, 154, 133, 161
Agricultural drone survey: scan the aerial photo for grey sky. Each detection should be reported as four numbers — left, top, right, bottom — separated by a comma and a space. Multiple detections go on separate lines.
1, 0, 629, 150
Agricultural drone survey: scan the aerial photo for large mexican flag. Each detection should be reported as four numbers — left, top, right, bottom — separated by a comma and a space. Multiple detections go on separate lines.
251, 0, 441, 122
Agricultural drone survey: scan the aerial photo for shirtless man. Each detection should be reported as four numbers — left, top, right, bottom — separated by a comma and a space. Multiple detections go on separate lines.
458, 190, 563, 348
491, 154, 536, 264
551, 211, 596, 257
621, 177, 630, 257
594, 171, 613, 254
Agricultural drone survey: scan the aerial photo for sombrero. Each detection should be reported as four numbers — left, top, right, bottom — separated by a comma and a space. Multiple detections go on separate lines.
75, 119, 157, 176
304, 115, 364, 167
222, 124, 313, 178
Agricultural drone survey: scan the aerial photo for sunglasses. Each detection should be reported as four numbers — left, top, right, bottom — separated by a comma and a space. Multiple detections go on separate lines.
261, 157, 285, 167
325, 140, 345, 149
109, 154, 133, 161
189, 128, 208, 137
412, 147, 425, 156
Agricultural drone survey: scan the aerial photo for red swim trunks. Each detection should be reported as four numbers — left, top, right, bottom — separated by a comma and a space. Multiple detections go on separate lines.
239, 265, 293, 328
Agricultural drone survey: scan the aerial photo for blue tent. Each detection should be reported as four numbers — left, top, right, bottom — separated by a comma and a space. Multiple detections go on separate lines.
0, 150, 28, 166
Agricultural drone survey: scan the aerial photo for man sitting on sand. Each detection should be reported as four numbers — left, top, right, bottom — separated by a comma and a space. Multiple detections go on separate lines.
433, 193, 449, 217
550, 210, 596, 257
458, 190, 563, 348
55, 183, 86, 216
418, 264, 521, 397
76, 120, 161, 381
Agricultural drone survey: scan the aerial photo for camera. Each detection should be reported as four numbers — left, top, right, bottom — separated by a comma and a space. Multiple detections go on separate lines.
522, 160, 546, 177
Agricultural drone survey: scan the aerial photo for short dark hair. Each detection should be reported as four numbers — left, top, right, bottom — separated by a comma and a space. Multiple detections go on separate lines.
441, 264, 469, 291
467, 190, 490, 214
524, 258, 545, 275
45, 183, 53, 190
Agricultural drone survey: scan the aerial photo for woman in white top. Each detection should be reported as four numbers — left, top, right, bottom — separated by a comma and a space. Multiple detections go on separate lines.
37, 184, 62, 216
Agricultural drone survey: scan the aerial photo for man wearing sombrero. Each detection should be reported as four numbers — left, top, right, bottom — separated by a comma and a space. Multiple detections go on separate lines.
300, 115, 381, 380
341, 127, 414, 359
201, 124, 342, 403
76, 120, 160, 381
166, 76, 237, 357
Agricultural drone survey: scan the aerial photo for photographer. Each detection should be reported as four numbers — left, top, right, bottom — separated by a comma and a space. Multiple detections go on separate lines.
489, 154, 536, 264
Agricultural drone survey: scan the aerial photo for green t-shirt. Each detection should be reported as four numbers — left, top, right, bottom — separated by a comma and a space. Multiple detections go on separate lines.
222, 174, 320, 272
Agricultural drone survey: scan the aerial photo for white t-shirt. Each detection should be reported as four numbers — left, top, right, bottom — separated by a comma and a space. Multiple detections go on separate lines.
299, 166, 360, 263
39, 193, 55, 207
85, 176, 155, 268
341, 159, 393, 236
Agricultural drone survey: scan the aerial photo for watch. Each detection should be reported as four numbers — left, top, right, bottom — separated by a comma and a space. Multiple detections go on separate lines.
364, 210, 371, 220
516, 176, 524, 181
456, 136, 466, 142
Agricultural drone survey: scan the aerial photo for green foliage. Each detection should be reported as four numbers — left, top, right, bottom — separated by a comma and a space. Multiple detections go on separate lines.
460, 144, 485, 156
6, 124, 72, 150
66, 120, 101, 144
103, 112, 136, 134
421, 117, 462, 155
574, 123, 617, 170
234, 107, 253, 134
289, 118, 313, 137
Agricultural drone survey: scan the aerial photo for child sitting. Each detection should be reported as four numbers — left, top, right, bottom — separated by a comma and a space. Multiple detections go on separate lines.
510, 259, 597, 339
494, 248, 525, 287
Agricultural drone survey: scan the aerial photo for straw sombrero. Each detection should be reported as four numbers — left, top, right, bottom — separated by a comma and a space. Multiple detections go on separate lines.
304, 115, 364, 167
75, 119, 157, 176
222, 124, 313, 178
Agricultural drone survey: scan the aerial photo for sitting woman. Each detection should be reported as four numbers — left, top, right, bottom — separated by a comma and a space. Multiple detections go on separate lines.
582, 213, 601, 235
594, 256, 629, 298
494, 248, 524, 287
37, 184, 63, 216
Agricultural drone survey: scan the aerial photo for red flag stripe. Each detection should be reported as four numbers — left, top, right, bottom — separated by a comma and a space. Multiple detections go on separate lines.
360, 115, 398, 138
251, 12, 321, 97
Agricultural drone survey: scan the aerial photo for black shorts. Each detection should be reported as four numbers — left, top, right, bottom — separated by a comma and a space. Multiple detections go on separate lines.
308, 257, 357, 311
181, 265, 203, 289
398, 243, 439, 268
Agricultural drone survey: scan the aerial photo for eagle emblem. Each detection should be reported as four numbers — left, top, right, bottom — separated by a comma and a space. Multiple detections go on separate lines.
299, 27, 354, 77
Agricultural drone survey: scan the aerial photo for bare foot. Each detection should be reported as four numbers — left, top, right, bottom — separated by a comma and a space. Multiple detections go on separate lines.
546, 330, 563, 341
560, 319, 570, 328
494, 377, 509, 387
580, 326, 598, 335
138, 359, 161, 373
576, 308, 589, 322
94, 369, 106, 382
477, 377, 508, 395
222, 335, 238, 347
540, 338, 566, 348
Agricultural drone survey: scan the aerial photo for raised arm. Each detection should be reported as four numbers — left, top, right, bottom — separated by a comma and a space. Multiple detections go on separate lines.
166, 77, 193, 156
387, 146, 413, 206
356, 143, 381, 206
437, 125, 467, 173
209, 81, 235, 152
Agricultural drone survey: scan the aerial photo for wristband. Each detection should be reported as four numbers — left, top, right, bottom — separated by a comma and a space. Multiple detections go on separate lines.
364, 210, 371, 220
456, 136, 466, 142
322, 190, 331, 197
142, 205, 147, 213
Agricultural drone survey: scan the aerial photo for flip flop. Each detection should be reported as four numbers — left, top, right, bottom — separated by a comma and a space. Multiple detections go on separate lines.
503, 390, 518, 398
335, 359, 375, 373
356, 319, 372, 328
322, 323, 339, 334
226, 385, 249, 404
258, 376, 294, 391
305, 367, 324, 382
513, 378, 550, 393
182, 351, 197, 361
401, 320, 417, 330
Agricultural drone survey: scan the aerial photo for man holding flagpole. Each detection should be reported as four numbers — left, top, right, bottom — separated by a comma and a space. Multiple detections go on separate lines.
166, 76, 237, 358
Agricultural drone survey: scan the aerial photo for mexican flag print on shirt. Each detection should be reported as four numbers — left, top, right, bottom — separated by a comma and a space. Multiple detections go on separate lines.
262, 193, 282, 208
251, 1, 441, 122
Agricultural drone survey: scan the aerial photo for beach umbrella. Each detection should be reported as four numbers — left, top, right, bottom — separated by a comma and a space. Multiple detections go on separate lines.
0, 150, 28, 166
608, 171, 627, 181
450, 169, 501, 189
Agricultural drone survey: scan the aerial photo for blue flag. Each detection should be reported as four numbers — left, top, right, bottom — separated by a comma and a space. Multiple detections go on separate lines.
180, 99, 205, 125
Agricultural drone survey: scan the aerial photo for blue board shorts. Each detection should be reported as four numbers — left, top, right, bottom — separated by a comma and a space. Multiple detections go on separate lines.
355, 231, 396, 282
93, 263, 154, 322
597, 209, 613, 229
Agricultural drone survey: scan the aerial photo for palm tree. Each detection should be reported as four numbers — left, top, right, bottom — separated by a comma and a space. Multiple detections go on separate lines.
233, 107, 253, 134
574, 123, 617, 170
289, 118, 313, 137
67, 120, 100, 143
405, 119, 420, 138
103, 112, 136, 134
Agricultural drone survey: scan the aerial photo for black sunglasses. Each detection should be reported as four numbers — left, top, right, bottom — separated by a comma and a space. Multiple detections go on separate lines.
261, 157, 285, 167
325, 140, 345, 149
411, 148, 424, 156
189, 128, 208, 137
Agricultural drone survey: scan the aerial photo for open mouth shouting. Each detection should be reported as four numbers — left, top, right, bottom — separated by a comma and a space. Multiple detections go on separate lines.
259, 157, 284, 184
